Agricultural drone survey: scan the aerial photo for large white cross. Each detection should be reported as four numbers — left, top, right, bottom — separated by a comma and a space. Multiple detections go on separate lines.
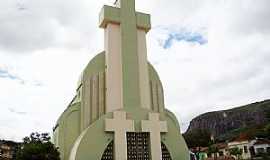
105, 111, 135, 160
99, 0, 151, 110
142, 113, 168, 160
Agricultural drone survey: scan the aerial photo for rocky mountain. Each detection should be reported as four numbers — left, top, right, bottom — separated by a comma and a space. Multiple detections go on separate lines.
186, 99, 270, 139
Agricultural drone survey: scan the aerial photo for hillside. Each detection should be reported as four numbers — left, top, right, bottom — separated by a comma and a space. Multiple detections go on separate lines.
185, 99, 270, 141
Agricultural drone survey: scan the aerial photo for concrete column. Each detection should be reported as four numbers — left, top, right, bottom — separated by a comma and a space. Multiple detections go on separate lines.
105, 23, 123, 113
137, 29, 151, 109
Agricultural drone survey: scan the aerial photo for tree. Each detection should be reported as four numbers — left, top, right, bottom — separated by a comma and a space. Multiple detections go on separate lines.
208, 145, 219, 160
16, 132, 60, 160
183, 129, 212, 148
265, 124, 270, 138
229, 147, 243, 160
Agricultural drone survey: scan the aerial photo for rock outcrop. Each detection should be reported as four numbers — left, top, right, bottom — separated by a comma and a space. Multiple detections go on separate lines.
186, 100, 270, 137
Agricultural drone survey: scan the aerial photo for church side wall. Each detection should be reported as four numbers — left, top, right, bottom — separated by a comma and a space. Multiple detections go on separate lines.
148, 63, 165, 112
161, 111, 189, 160
81, 76, 92, 131
64, 107, 80, 160
81, 53, 106, 131
54, 102, 81, 160
54, 53, 183, 160
98, 72, 105, 117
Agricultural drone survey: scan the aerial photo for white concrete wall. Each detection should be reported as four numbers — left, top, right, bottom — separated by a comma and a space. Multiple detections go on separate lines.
254, 144, 270, 154
105, 23, 123, 113
228, 141, 251, 160
137, 29, 151, 109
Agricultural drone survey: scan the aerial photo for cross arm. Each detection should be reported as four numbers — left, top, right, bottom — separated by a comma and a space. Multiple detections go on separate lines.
136, 12, 151, 32
105, 118, 118, 132
99, 5, 121, 28
99, 5, 151, 32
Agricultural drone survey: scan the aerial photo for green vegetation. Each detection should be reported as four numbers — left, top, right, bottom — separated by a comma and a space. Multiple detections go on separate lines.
16, 132, 60, 160
265, 124, 270, 138
216, 124, 270, 143
183, 129, 212, 148
229, 147, 243, 160
208, 145, 219, 159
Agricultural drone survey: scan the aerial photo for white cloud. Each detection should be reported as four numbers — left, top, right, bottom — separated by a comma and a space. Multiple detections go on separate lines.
0, 0, 270, 140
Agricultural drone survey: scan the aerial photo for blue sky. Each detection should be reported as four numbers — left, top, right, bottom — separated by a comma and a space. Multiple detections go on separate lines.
0, 0, 270, 141
163, 30, 207, 49
0, 68, 24, 83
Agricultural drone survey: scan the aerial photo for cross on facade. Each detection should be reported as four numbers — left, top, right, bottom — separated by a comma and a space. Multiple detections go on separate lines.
99, 0, 151, 32
142, 113, 168, 160
105, 111, 135, 160
99, 0, 151, 110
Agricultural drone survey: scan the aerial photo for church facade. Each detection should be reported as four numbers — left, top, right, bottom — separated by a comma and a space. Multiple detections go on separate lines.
53, 0, 189, 159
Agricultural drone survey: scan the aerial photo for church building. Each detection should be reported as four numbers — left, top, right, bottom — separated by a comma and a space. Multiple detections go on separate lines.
53, 0, 189, 159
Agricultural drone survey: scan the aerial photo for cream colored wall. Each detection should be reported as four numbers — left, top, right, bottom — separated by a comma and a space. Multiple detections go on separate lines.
228, 141, 251, 159
105, 23, 123, 113
137, 29, 151, 109
254, 144, 270, 154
